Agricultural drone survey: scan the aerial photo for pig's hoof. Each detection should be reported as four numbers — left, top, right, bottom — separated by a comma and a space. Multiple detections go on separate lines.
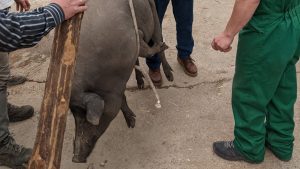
125, 114, 136, 128
163, 65, 174, 82
72, 155, 87, 163
137, 79, 144, 89
160, 42, 169, 51
165, 71, 174, 81
124, 112, 136, 128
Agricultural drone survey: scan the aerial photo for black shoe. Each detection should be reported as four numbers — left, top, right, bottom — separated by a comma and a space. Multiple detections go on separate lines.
213, 141, 250, 162
0, 136, 32, 168
7, 75, 27, 87
7, 103, 34, 122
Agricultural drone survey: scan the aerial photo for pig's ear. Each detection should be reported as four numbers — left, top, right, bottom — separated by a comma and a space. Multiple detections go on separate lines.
84, 93, 105, 125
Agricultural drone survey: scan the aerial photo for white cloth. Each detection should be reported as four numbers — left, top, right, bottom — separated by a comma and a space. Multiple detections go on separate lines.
0, 0, 14, 10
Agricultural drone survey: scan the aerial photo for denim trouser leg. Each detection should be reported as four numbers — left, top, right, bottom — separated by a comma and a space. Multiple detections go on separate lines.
0, 52, 10, 143
172, 0, 194, 59
146, 0, 170, 70
146, 0, 194, 69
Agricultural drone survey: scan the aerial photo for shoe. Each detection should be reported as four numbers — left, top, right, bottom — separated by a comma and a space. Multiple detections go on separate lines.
0, 136, 32, 168
177, 56, 198, 77
7, 75, 27, 87
149, 68, 162, 87
7, 103, 34, 122
265, 143, 291, 162
213, 141, 251, 163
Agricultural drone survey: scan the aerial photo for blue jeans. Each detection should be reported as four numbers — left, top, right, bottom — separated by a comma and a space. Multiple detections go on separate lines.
146, 0, 194, 70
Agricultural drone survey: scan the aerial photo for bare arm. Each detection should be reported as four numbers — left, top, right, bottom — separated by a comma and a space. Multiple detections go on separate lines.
212, 0, 260, 52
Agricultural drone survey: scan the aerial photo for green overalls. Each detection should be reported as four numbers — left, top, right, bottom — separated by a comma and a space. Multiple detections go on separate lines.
232, 0, 300, 163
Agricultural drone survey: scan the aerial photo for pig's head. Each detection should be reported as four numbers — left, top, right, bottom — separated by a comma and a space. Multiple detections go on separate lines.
71, 107, 100, 163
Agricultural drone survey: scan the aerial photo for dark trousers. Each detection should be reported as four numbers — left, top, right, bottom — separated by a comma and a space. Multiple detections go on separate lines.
0, 52, 10, 142
0, 7, 11, 143
146, 0, 194, 70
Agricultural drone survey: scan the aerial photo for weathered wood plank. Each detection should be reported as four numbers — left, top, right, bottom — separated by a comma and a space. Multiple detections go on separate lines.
28, 13, 84, 169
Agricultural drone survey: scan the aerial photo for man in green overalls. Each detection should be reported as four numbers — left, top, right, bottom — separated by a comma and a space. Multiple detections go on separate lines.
212, 0, 300, 163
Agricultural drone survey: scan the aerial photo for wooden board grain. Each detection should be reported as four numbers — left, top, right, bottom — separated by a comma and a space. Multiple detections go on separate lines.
28, 13, 84, 169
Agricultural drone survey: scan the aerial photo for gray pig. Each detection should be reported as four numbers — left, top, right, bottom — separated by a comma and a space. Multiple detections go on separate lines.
70, 0, 171, 163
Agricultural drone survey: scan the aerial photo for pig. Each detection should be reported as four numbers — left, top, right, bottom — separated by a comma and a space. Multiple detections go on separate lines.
69, 0, 171, 163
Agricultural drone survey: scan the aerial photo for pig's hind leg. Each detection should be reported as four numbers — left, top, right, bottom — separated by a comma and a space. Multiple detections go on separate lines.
135, 58, 144, 89
121, 94, 136, 128
139, 30, 168, 58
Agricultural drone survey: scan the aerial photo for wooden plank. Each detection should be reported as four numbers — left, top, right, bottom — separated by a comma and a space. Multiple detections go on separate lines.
27, 13, 84, 169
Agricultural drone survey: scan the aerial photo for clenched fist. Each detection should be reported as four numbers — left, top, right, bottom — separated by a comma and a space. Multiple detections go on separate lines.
211, 32, 234, 53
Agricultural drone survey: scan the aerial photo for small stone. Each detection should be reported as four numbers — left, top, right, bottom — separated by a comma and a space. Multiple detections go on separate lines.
87, 163, 95, 169
100, 160, 108, 167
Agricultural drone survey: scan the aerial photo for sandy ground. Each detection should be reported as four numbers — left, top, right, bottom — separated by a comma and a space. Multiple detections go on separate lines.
1, 0, 300, 169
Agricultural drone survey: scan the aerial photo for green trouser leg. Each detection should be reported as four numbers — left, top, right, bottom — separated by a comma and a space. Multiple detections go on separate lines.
265, 57, 298, 161
232, 15, 300, 162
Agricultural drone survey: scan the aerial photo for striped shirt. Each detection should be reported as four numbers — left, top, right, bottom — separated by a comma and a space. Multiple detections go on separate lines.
0, 3, 65, 52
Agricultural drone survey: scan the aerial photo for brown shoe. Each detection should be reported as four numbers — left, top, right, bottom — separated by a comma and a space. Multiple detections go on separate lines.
177, 56, 198, 77
149, 68, 162, 87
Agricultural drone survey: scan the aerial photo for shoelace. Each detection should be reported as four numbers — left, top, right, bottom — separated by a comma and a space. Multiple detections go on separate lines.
224, 141, 235, 149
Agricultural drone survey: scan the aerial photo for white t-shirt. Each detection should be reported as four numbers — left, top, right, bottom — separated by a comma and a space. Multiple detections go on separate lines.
0, 0, 14, 10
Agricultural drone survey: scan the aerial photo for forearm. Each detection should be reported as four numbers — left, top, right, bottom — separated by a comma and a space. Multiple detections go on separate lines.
224, 0, 260, 38
0, 3, 65, 52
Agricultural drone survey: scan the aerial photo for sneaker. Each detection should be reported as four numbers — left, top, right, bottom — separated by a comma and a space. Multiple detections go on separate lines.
7, 75, 27, 87
177, 56, 198, 77
213, 141, 249, 162
7, 103, 34, 122
0, 136, 32, 168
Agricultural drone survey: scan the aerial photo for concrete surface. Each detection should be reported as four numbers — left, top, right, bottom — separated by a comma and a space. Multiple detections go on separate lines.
2, 0, 300, 169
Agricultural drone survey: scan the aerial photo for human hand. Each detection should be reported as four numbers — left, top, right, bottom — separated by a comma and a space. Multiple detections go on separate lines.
51, 0, 88, 20
15, 0, 30, 12
211, 32, 234, 52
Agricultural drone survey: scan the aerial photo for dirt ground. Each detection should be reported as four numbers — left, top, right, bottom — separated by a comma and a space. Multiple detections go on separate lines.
2, 0, 300, 169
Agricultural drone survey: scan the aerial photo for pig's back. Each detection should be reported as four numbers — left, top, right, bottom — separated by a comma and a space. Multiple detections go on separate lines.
73, 0, 138, 96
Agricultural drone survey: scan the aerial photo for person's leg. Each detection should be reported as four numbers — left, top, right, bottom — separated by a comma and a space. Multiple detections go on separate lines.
265, 58, 297, 161
171, 0, 197, 77
233, 21, 300, 162
146, 0, 170, 70
0, 53, 34, 122
0, 52, 10, 142
1, 7, 27, 87
214, 16, 299, 162
265, 7, 300, 162
171, 0, 194, 58
0, 54, 33, 168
